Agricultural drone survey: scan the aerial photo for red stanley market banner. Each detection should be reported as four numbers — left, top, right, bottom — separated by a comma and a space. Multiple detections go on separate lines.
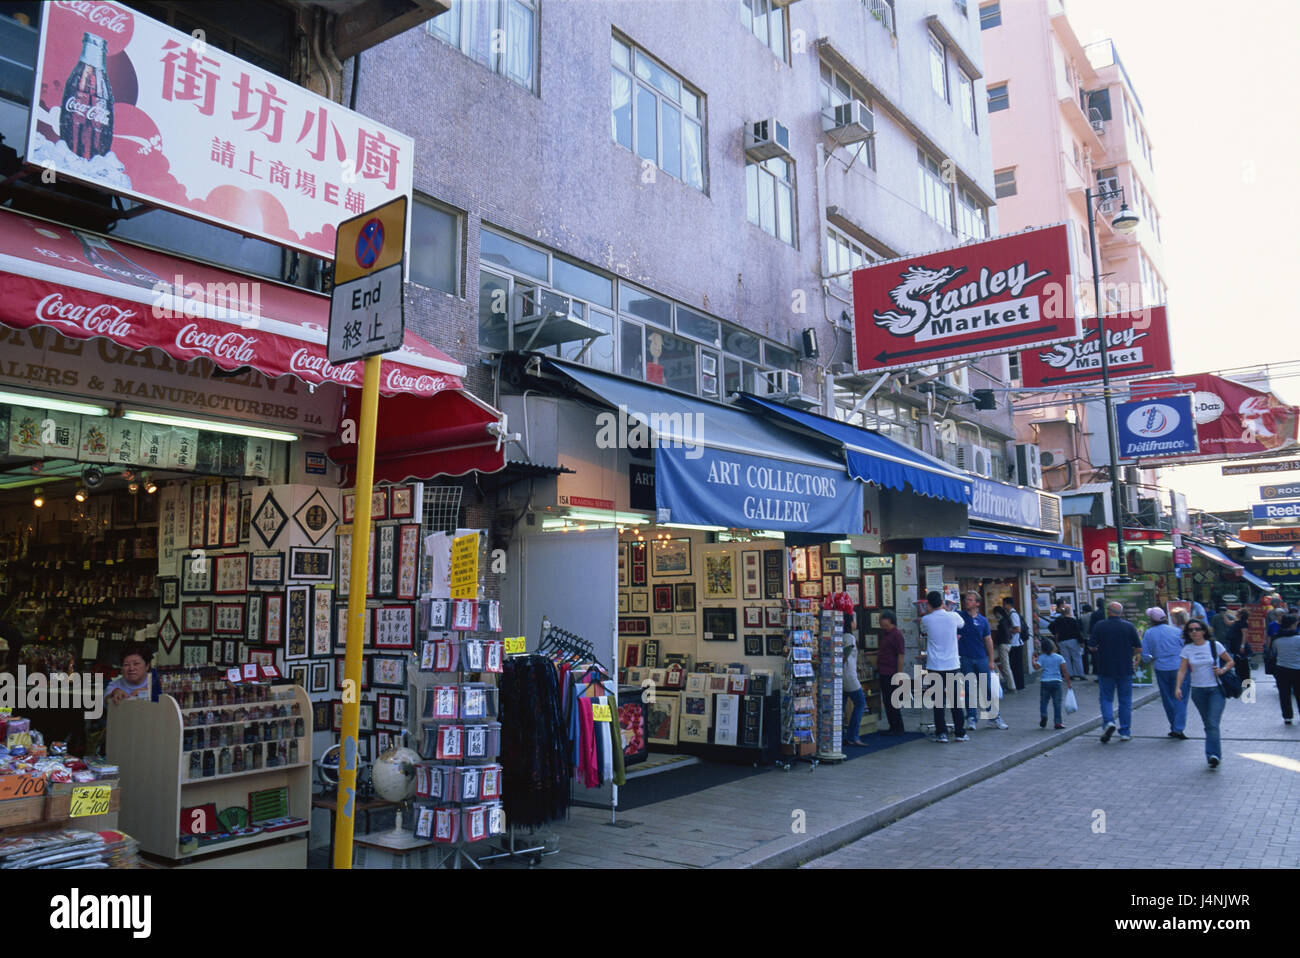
1131, 372, 1300, 463
852, 223, 1081, 374
0, 208, 464, 397
1019, 305, 1174, 388
26, 1, 414, 259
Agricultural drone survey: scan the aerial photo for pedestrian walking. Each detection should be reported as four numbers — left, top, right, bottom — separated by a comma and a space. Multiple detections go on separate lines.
958, 591, 1007, 730
1269, 614, 1300, 726
1089, 601, 1142, 743
1174, 619, 1236, 769
1210, 604, 1232, 646
1079, 602, 1095, 676
876, 611, 906, 735
1003, 597, 1026, 693
843, 636, 867, 746
1139, 607, 1190, 739
1190, 598, 1208, 623
1224, 611, 1245, 655
1050, 604, 1085, 682
919, 590, 966, 743
991, 606, 1016, 693
1037, 637, 1072, 728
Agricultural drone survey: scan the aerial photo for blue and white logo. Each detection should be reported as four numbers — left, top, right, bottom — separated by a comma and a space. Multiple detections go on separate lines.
1117, 394, 1198, 459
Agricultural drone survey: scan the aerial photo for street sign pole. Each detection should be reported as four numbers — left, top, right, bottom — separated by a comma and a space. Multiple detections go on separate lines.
332, 353, 380, 869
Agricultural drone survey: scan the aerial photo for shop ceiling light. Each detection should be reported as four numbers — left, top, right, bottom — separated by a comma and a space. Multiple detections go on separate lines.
658, 522, 726, 533
122, 410, 298, 443
0, 390, 110, 417
33, 487, 45, 508
566, 509, 648, 525
74, 485, 88, 503
144, 473, 158, 494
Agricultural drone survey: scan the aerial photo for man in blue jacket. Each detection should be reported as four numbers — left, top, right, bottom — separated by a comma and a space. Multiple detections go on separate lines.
1140, 607, 1189, 739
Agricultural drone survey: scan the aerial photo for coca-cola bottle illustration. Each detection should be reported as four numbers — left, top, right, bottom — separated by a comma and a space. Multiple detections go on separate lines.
60, 32, 115, 159
76, 231, 165, 290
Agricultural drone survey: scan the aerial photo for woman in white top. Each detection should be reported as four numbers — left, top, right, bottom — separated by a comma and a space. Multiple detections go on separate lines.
843, 638, 866, 747
1174, 620, 1235, 769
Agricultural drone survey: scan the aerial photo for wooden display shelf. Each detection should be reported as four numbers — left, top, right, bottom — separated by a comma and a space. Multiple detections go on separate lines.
180, 757, 310, 785
183, 823, 310, 859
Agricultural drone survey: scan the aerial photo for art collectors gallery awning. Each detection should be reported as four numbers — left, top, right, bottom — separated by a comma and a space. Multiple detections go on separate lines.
921, 530, 1082, 562
543, 361, 863, 535
736, 395, 973, 505
0, 208, 506, 478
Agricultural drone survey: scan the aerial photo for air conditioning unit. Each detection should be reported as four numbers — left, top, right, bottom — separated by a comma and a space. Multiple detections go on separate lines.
1089, 108, 1106, 135
745, 118, 793, 162
760, 369, 803, 397
519, 288, 576, 324
823, 99, 874, 146
956, 443, 994, 478
1015, 443, 1043, 488
1039, 448, 1068, 469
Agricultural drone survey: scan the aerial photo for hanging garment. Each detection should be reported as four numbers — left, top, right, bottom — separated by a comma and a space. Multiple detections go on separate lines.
499, 655, 573, 828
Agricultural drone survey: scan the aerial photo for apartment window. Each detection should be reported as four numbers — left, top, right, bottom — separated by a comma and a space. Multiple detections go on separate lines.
428, 0, 538, 93
929, 34, 949, 101
1006, 352, 1021, 384
611, 36, 705, 191
979, 2, 1001, 29
819, 63, 875, 169
747, 156, 796, 246
917, 150, 953, 232
957, 69, 976, 131
994, 168, 1017, 198
410, 197, 459, 294
987, 82, 1009, 113
956, 189, 987, 241
825, 228, 872, 287
740, 0, 787, 61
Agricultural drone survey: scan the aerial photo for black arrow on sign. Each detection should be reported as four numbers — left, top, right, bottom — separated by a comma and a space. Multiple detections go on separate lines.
1036, 361, 1164, 386
874, 324, 1060, 364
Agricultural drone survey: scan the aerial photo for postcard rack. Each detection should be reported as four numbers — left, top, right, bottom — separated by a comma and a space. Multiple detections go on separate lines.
779, 601, 818, 770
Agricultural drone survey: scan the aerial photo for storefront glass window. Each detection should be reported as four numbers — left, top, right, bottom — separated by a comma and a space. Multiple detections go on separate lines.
620, 320, 644, 378
478, 270, 510, 349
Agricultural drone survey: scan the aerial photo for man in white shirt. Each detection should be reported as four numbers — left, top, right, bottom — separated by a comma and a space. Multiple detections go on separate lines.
920, 590, 967, 742
1002, 597, 1025, 692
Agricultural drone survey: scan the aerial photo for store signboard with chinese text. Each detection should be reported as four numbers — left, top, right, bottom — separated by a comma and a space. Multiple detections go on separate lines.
27, 2, 414, 259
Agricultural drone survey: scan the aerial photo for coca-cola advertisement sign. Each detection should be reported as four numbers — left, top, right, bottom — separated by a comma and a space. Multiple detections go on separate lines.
1131, 372, 1300, 463
173, 323, 257, 364
36, 292, 135, 337
1019, 305, 1174, 388
851, 224, 1081, 374
27, 1, 413, 259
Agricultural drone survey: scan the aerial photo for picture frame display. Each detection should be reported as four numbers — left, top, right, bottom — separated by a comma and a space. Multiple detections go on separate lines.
180, 640, 209, 667
742, 550, 761, 600
249, 551, 284, 586
222, 482, 240, 548
181, 602, 212, 635
212, 601, 244, 635
180, 553, 211, 595
189, 485, 206, 549
289, 546, 333, 582
763, 549, 784, 599
743, 634, 763, 656
651, 614, 672, 635
206, 481, 223, 549
389, 484, 415, 519
312, 587, 333, 656
160, 577, 179, 609
630, 592, 648, 614
807, 548, 821, 581
396, 524, 420, 600
618, 543, 629, 588
263, 592, 284, 645
373, 604, 415, 649
881, 574, 894, 608
213, 552, 249, 594
674, 581, 696, 612
704, 552, 735, 599
675, 614, 695, 635
309, 660, 331, 694
617, 593, 629, 614
246, 593, 262, 644
651, 538, 691, 577
653, 584, 673, 613
371, 654, 408, 689
702, 607, 737, 642
645, 692, 680, 746
293, 489, 339, 546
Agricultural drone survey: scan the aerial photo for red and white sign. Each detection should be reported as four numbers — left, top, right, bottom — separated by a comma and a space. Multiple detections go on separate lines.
0, 208, 462, 397
851, 224, 1080, 374
1082, 526, 1114, 574
1131, 372, 1300, 463
1019, 305, 1174, 388
27, 1, 414, 259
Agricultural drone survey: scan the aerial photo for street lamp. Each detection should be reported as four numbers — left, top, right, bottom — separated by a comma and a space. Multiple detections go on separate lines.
1085, 186, 1140, 579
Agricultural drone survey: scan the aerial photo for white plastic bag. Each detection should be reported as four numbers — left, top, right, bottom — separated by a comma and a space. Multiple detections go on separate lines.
988, 671, 1002, 701
1063, 687, 1079, 714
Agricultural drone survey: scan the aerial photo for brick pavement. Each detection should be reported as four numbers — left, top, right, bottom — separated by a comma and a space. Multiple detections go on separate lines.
804, 673, 1300, 869
487, 673, 1169, 869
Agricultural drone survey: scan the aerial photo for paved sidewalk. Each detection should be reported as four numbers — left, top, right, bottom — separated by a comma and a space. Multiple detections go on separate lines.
490, 675, 1163, 869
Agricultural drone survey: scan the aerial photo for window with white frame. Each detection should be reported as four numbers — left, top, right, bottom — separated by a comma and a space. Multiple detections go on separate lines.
428, 0, 538, 93
994, 168, 1017, 197
819, 62, 876, 169
917, 149, 953, 231
740, 0, 788, 61
979, 2, 1001, 29
825, 228, 873, 287
611, 35, 706, 191
958, 68, 976, 130
747, 156, 796, 246
956, 188, 987, 241
929, 33, 949, 101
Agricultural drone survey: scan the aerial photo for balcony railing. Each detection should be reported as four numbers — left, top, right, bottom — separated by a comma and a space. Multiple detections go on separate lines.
864, 0, 895, 34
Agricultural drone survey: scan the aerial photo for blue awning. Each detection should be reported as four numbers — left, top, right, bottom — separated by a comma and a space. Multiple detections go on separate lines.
1242, 570, 1273, 592
736, 395, 973, 505
921, 530, 1082, 562
1190, 543, 1244, 573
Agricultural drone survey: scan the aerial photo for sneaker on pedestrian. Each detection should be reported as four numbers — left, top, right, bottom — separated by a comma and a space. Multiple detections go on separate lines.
1054, 723, 1065, 729
1208, 755, 1220, 768
1118, 734, 1131, 741
954, 733, 970, 742
1039, 716, 1047, 728
1169, 731, 1188, 739
1286, 719, 1293, 725
1100, 721, 1117, 744
932, 734, 948, 743
993, 718, 1009, 729
968, 719, 977, 731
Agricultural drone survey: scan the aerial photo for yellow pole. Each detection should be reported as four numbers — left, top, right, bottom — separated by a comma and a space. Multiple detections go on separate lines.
332, 353, 382, 868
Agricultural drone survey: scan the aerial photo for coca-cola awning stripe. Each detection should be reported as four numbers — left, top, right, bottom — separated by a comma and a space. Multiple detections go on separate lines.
0, 208, 465, 397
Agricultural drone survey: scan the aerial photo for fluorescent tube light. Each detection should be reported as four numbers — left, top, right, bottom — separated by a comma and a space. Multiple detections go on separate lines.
122, 410, 297, 443
0, 390, 109, 417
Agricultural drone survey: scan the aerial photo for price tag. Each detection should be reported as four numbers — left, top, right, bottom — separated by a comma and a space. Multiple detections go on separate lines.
592, 702, 612, 722
0, 775, 46, 801
503, 636, 527, 655
70, 785, 112, 817
0, 707, 11, 716
83, 561, 91, 571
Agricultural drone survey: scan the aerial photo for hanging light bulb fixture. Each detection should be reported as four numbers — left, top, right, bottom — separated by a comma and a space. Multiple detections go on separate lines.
74, 485, 88, 503
33, 487, 45, 508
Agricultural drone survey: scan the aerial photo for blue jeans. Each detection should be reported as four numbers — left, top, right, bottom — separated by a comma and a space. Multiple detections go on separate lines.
1155, 668, 1191, 733
845, 688, 866, 740
1040, 681, 1063, 724
1097, 674, 1134, 736
959, 655, 999, 723
1190, 686, 1225, 761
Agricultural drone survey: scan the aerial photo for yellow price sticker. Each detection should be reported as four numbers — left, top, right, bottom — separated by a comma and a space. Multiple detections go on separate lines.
69, 785, 112, 818
504, 636, 527, 655
592, 703, 612, 722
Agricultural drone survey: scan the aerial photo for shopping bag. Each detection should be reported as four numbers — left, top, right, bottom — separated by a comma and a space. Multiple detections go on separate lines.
1063, 688, 1079, 714
988, 672, 1002, 701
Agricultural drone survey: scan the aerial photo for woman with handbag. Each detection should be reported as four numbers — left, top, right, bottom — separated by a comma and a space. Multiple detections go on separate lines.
1269, 614, 1300, 725
1174, 620, 1237, 769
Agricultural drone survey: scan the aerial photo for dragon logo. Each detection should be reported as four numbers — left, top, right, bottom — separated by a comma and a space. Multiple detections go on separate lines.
873, 265, 967, 336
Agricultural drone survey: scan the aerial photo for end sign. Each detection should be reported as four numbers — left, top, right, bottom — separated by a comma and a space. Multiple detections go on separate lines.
328, 197, 407, 365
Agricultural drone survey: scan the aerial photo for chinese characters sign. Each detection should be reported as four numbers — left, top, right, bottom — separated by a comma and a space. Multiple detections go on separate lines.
27, 1, 414, 259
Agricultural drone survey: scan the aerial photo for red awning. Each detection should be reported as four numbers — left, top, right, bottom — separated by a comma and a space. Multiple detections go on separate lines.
329, 390, 508, 484
0, 208, 508, 479
0, 207, 462, 396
